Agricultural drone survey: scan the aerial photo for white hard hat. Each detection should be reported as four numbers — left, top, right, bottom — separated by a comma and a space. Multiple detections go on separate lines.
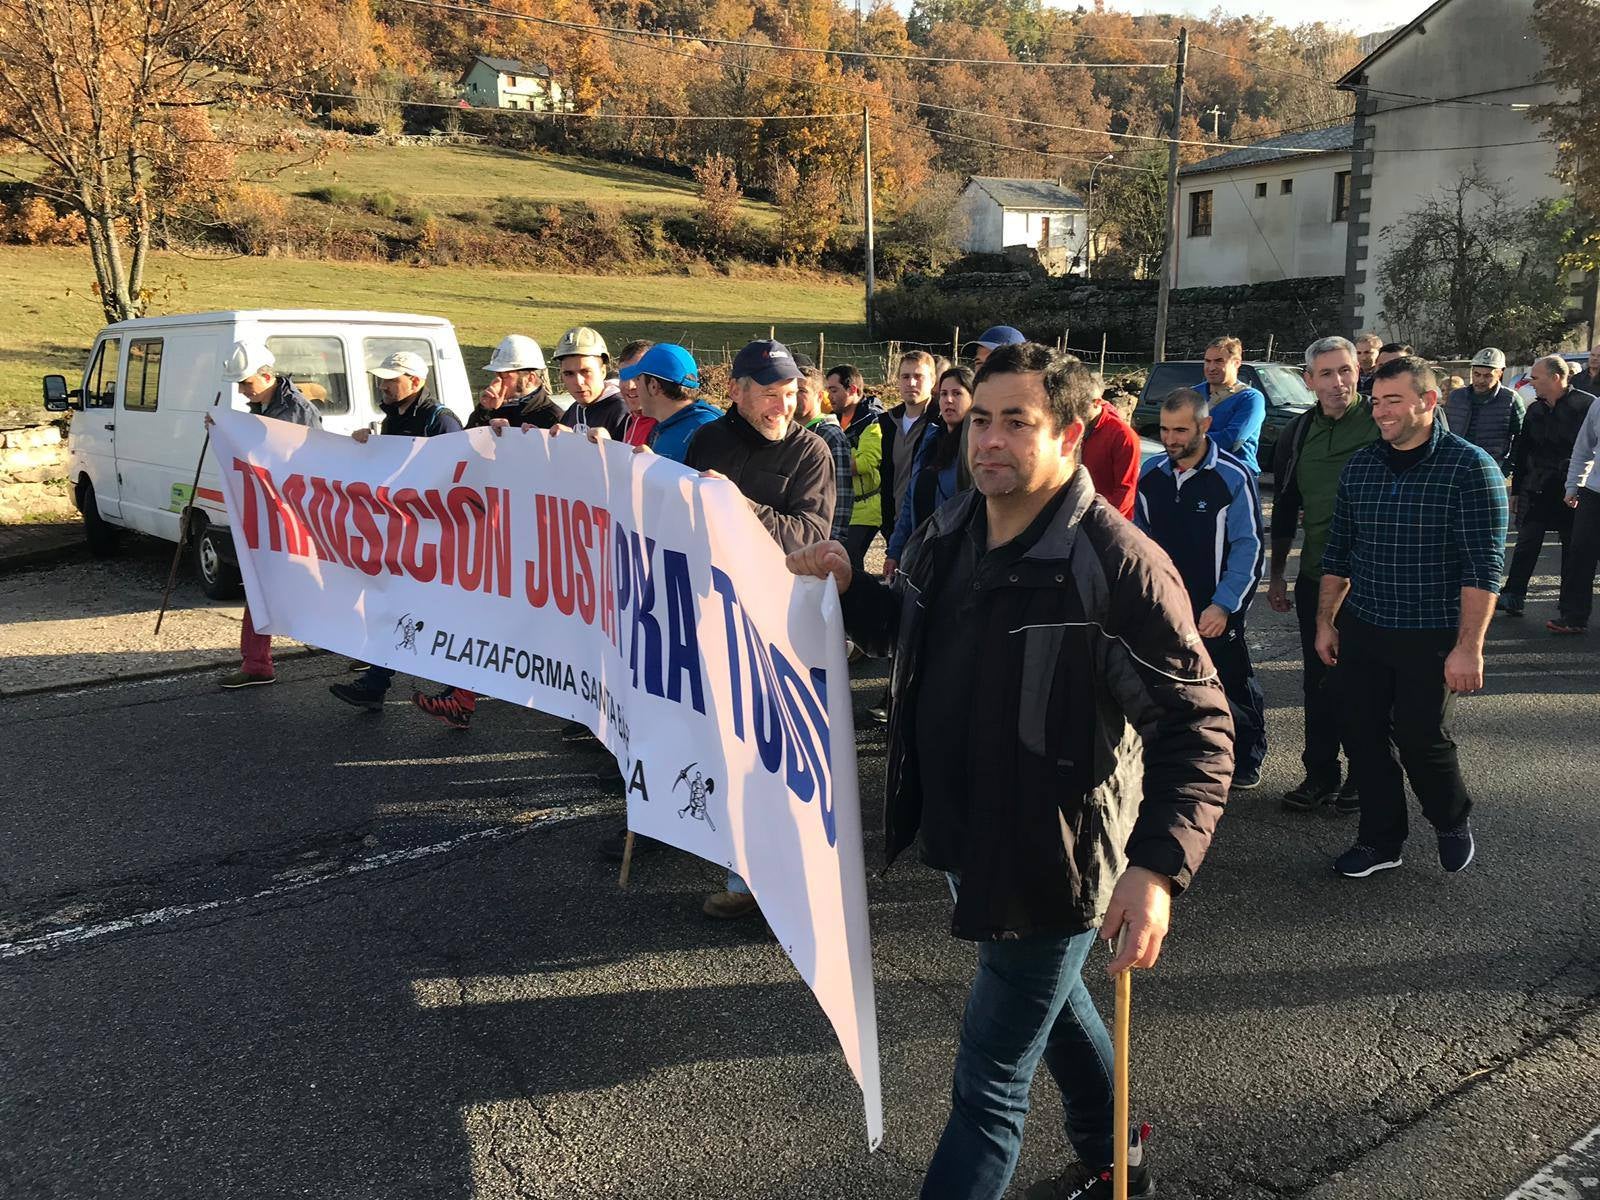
484, 334, 546, 373
222, 339, 274, 383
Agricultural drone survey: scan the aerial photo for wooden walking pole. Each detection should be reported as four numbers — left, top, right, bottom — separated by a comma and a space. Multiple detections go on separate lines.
1113, 933, 1133, 1200
618, 830, 636, 888
155, 392, 221, 636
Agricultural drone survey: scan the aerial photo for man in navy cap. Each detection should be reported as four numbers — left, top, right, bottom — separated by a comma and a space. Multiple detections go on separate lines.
972, 325, 1027, 366
686, 338, 835, 918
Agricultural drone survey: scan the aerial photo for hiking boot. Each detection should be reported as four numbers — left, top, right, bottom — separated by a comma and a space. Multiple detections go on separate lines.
221, 670, 275, 689
599, 827, 658, 862
329, 681, 386, 711
1334, 843, 1403, 878
1282, 776, 1339, 812
1332, 779, 1361, 817
413, 688, 475, 729
1231, 767, 1261, 791
1021, 1127, 1155, 1199
1437, 821, 1476, 873
561, 720, 598, 744
1547, 618, 1587, 635
703, 890, 761, 920
1496, 593, 1524, 617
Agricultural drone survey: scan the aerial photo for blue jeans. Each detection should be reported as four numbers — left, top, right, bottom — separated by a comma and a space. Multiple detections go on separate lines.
921, 895, 1115, 1199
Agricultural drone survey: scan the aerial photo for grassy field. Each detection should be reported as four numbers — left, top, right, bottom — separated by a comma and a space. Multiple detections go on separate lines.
0, 245, 866, 424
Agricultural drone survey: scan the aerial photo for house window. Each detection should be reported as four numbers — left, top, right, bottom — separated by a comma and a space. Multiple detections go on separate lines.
506, 75, 517, 87
124, 338, 162, 412
1280, 178, 1293, 195
1255, 181, 1267, 198
1189, 190, 1213, 237
1333, 170, 1352, 222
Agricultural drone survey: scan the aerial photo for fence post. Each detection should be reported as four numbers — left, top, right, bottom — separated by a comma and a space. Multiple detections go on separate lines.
1099, 332, 1108, 379
819, 330, 826, 368
1265, 333, 1275, 361
952, 325, 960, 364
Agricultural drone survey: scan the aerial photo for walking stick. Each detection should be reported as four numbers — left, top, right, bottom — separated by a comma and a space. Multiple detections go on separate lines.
617, 830, 636, 889
155, 393, 221, 636
1113, 930, 1133, 1200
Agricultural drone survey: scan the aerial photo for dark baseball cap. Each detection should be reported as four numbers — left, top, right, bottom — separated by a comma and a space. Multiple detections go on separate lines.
973, 325, 1027, 350
731, 339, 802, 385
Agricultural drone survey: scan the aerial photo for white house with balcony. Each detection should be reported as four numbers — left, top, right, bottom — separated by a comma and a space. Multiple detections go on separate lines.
1175, 124, 1355, 289
956, 177, 1090, 274
457, 55, 565, 111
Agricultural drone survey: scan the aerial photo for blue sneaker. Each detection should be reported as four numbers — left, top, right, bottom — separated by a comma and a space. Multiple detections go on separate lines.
1334, 844, 1403, 878
1437, 821, 1475, 873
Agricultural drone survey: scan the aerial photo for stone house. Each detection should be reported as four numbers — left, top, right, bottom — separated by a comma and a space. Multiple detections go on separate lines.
1174, 124, 1355, 288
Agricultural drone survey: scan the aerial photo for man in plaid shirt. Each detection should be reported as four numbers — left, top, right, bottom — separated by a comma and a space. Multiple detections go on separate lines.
797, 365, 855, 541
1316, 355, 1508, 880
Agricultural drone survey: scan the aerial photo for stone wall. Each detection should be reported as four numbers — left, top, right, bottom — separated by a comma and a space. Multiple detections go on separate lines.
874, 272, 1347, 361
0, 422, 74, 523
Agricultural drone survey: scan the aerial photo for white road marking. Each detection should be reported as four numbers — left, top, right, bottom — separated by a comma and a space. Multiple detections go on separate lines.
0, 806, 601, 961
1504, 1123, 1600, 1198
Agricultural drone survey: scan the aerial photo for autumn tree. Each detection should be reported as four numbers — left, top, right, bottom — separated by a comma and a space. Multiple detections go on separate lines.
1376, 169, 1578, 357
0, 0, 350, 323
694, 151, 742, 250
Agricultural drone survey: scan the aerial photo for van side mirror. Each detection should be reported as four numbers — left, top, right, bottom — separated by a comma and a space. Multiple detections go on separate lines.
43, 374, 79, 412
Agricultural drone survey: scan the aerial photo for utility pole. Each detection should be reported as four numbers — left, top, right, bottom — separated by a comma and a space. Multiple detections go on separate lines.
1152, 27, 1188, 365
1205, 104, 1223, 139
863, 107, 876, 337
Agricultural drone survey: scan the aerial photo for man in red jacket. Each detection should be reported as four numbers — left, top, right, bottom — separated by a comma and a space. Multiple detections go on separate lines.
1081, 392, 1140, 518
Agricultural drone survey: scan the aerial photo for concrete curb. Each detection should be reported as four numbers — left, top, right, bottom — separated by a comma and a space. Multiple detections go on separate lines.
0, 644, 328, 700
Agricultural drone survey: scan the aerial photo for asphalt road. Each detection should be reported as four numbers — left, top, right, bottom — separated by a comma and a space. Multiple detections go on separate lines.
1, 539, 1597, 1200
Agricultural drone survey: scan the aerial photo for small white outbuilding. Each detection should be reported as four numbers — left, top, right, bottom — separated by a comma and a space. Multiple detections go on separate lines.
955, 177, 1089, 274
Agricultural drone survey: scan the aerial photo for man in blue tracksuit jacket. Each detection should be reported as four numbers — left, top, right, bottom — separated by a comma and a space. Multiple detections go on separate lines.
1136, 386, 1268, 784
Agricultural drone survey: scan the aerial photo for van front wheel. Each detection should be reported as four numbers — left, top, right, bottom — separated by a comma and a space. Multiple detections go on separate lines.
78, 480, 121, 558
194, 523, 243, 601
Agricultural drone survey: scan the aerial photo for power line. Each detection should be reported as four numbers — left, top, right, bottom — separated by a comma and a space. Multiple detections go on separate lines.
1188, 44, 1537, 111
393, 0, 1173, 70
262, 85, 854, 122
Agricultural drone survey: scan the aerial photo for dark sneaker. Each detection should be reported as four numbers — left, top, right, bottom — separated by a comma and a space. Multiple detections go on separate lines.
1231, 767, 1261, 791
221, 670, 275, 689
867, 688, 890, 725
1547, 618, 1587, 635
1282, 776, 1339, 811
329, 681, 386, 711
1437, 821, 1475, 873
1021, 1128, 1155, 1199
1332, 779, 1361, 816
412, 688, 475, 729
599, 827, 659, 862
561, 720, 598, 744
1335, 843, 1403, 878
1496, 594, 1524, 617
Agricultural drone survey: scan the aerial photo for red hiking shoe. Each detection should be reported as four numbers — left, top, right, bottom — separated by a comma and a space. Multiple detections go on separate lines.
412, 687, 476, 729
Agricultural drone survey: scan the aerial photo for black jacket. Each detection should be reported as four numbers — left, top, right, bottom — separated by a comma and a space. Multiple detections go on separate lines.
878, 402, 937, 538
380, 396, 462, 438
684, 407, 835, 554
841, 469, 1234, 941
1514, 386, 1595, 500
557, 384, 629, 441
249, 376, 321, 430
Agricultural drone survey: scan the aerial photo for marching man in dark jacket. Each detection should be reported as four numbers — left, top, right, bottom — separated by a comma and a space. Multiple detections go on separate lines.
786, 343, 1233, 1200
214, 339, 321, 689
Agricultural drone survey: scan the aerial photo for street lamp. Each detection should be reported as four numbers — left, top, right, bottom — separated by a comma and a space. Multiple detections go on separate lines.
1086, 152, 1114, 279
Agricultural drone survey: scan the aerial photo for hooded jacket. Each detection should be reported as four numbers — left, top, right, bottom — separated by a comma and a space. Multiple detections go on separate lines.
684, 406, 835, 554
841, 395, 886, 530
840, 468, 1233, 941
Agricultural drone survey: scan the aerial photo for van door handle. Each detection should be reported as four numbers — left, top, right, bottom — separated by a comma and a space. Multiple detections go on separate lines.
103, 423, 115, 431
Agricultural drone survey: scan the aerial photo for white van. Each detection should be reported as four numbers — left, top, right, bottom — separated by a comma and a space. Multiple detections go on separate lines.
43, 309, 475, 598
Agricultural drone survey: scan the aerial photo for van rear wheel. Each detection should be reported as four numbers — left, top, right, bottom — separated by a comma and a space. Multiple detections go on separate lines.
78, 480, 121, 558
194, 522, 243, 600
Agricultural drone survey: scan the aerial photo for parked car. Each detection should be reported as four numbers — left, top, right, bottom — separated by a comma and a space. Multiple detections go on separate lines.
42, 309, 475, 598
1132, 360, 1315, 477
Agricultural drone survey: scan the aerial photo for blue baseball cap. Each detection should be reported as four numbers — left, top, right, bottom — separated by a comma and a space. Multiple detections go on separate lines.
974, 325, 1027, 350
618, 343, 700, 388
731, 339, 802, 385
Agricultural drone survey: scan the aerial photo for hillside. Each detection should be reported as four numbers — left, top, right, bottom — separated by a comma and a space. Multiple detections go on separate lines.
0, 245, 866, 426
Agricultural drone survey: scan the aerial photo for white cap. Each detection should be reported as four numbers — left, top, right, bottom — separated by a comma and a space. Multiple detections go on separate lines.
370, 350, 430, 380
222, 339, 274, 383
484, 334, 546, 373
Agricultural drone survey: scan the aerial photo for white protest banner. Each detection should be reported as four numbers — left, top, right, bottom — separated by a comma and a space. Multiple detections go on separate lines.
207, 410, 883, 1147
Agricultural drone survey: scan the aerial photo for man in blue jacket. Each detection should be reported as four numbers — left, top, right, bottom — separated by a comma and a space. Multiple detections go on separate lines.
1199, 336, 1266, 473
1136, 388, 1268, 786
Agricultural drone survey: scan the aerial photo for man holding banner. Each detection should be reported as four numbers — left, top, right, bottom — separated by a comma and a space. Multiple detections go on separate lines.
788, 343, 1233, 1199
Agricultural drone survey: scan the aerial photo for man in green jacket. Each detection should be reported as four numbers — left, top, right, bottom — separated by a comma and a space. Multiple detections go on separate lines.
1267, 336, 1380, 814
